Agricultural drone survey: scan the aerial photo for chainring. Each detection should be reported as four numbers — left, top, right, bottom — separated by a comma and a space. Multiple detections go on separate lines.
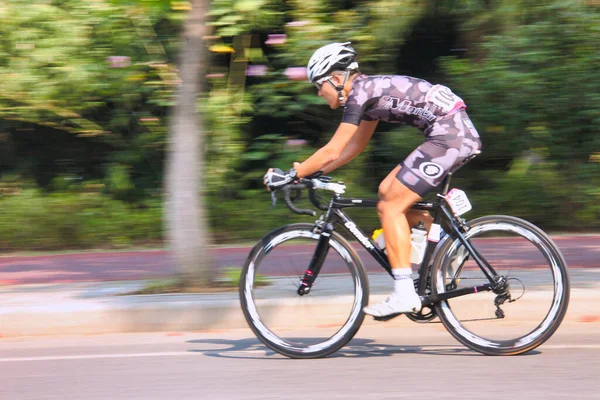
406, 305, 437, 322
407, 277, 438, 322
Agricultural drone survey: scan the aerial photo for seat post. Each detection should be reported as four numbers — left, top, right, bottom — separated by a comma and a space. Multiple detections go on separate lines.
441, 173, 453, 196
440, 150, 480, 196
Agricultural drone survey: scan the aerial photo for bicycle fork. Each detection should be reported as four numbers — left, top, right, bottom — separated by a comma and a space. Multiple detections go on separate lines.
297, 223, 333, 295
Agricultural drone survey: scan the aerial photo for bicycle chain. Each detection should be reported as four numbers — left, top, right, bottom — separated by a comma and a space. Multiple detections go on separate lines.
444, 277, 486, 281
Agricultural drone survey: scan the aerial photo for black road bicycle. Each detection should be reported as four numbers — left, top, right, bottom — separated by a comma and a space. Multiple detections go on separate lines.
239, 159, 570, 359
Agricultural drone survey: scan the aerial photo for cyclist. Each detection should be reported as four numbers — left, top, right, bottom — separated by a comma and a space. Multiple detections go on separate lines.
263, 42, 481, 317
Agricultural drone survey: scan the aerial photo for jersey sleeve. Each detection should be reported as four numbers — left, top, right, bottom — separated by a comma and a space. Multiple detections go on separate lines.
341, 84, 375, 125
341, 103, 371, 125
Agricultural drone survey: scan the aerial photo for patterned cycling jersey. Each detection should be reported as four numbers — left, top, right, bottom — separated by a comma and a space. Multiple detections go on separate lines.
342, 75, 466, 130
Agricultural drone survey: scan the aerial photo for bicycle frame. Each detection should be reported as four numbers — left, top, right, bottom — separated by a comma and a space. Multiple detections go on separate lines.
299, 173, 505, 307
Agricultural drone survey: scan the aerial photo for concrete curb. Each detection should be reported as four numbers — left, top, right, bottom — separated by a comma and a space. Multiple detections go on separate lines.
2, 295, 243, 336
1, 282, 598, 337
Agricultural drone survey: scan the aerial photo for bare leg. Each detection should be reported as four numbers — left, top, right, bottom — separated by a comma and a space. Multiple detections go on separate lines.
364, 165, 423, 317
377, 165, 422, 271
407, 209, 433, 233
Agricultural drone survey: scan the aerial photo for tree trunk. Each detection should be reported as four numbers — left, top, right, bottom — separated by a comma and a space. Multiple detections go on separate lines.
165, 0, 212, 288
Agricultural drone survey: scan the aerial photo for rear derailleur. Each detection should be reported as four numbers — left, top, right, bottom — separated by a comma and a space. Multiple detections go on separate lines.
492, 276, 524, 319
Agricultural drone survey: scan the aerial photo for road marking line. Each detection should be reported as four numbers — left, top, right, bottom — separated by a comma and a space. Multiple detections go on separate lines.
541, 344, 600, 350
336, 344, 600, 353
1, 344, 599, 362
0, 352, 197, 362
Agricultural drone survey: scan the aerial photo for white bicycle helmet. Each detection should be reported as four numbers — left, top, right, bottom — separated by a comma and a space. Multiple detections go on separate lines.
307, 42, 358, 83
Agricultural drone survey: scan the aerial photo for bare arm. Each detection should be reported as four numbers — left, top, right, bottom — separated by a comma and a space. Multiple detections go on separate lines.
294, 120, 378, 178
293, 122, 355, 178
321, 120, 378, 173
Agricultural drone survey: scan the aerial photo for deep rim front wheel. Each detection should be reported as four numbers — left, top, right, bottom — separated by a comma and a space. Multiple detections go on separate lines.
239, 223, 369, 359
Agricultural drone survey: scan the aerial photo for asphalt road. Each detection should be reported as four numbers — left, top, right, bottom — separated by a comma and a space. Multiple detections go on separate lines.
1, 235, 599, 285
1, 321, 599, 400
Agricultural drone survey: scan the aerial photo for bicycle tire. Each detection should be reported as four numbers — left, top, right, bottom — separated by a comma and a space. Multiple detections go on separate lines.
239, 223, 369, 359
431, 215, 570, 355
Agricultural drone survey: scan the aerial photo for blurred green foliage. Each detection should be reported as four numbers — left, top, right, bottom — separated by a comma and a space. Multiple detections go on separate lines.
1, 0, 599, 252
441, 0, 600, 227
0, 188, 163, 251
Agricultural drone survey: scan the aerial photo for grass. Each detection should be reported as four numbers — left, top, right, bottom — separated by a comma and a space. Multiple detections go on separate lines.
124, 267, 270, 295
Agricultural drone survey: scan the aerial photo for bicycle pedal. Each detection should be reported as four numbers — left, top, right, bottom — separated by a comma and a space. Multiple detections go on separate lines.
373, 312, 403, 322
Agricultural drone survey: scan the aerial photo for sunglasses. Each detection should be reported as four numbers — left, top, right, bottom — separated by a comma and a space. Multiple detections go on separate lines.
314, 75, 334, 90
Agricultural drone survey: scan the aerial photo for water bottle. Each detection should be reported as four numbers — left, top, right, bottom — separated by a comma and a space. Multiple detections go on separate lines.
372, 228, 387, 254
410, 222, 428, 265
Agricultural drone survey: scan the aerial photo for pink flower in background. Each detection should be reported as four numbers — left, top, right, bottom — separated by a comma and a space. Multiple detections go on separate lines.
206, 73, 226, 78
286, 139, 307, 148
106, 56, 130, 68
284, 67, 307, 81
265, 34, 287, 45
285, 20, 309, 27
246, 65, 268, 77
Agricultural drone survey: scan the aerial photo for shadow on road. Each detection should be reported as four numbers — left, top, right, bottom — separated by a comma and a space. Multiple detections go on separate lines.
186, 337, 541, 359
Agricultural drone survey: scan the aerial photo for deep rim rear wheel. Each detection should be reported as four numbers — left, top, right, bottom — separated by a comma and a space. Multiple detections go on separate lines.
432, 215, 570, 355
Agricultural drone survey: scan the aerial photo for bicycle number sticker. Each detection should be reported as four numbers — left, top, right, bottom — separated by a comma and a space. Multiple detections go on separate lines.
445, 188, 472, 216
425, 84, 465, 114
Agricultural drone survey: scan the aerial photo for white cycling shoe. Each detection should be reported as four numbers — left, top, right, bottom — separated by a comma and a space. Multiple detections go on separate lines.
363, 290, 422, 317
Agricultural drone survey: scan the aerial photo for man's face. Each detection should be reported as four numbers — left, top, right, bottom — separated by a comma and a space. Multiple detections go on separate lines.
317, 75, 343, 109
